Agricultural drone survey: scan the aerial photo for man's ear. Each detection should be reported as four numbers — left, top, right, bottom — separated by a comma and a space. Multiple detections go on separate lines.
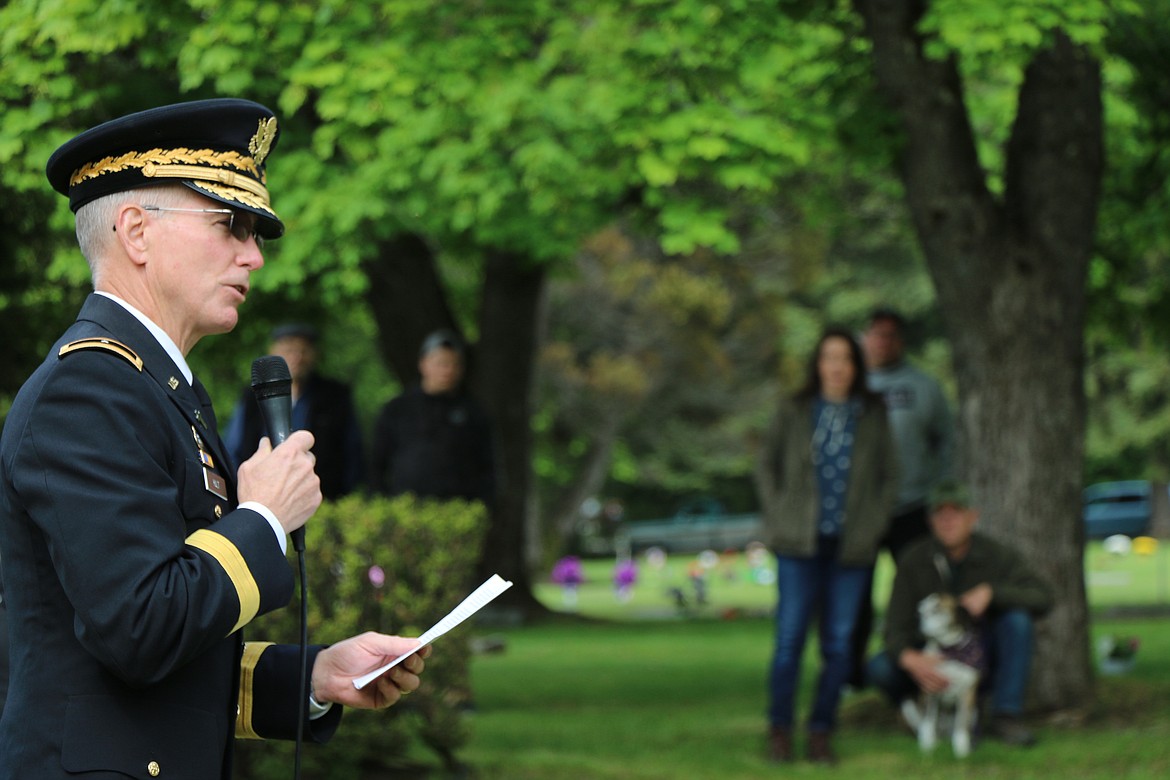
112, 203, 149, 264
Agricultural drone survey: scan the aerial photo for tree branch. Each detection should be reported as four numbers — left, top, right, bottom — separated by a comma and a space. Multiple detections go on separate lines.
363, 233, 459, 384
852, 0, 1002, 317
1003, 30, 1103, 295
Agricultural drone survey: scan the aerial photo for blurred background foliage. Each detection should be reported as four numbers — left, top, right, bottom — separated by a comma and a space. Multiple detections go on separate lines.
0, 0, 1165, 549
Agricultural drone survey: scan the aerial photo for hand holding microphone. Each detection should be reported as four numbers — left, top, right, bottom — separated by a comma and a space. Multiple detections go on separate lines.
236, 356, 321, 550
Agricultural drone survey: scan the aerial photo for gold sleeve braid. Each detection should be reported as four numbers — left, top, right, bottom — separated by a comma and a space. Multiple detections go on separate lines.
186, 529, 261, 634
236, 642, 274, 740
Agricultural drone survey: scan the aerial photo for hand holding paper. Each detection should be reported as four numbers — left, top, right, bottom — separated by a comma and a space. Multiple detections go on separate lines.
352, 574, 513, 689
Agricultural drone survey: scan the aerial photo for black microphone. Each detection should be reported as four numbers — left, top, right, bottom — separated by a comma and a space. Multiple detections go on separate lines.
250, 355, 305, 552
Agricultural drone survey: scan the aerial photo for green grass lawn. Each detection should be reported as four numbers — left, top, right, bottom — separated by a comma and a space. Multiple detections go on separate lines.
448, 542, 1170, 779
462, 617, 1169, 779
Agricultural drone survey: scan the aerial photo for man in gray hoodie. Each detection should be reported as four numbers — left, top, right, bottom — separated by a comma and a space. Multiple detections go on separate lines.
850, 308, 955, 686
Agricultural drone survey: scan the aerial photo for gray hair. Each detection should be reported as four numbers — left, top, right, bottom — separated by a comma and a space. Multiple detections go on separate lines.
75, 185, 190, 281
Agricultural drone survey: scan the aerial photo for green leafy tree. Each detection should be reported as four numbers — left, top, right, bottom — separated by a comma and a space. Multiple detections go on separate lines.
0, 2, 1157, 713
1085, 1, 1170, 481
0, 0, 847, 613
534, 220, 782, 549
249, 2, 865, 610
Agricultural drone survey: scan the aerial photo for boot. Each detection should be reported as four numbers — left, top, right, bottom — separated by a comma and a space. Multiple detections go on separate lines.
768, 726, 794, 763
807, 730, 837, 765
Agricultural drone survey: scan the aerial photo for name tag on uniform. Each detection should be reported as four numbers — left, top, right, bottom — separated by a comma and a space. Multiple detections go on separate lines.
204, 468, 228, 500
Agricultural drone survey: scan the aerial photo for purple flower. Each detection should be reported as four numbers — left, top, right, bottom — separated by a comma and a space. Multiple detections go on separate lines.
368, 565, 386, 588
613, 559, 637, 588
551, 556, 584, 586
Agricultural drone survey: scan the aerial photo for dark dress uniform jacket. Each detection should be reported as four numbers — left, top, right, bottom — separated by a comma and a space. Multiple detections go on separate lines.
0, 295, 340, 779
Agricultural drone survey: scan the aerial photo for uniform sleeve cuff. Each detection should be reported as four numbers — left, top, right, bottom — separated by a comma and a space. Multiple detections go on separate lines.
238, 501, 287, 555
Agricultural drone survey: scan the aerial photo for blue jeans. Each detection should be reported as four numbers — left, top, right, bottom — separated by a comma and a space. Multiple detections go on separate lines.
768, 543, 871, 732
866, 608, 1035, 716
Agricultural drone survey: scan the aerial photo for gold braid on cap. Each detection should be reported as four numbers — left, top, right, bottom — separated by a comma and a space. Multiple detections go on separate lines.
187, 180, 275, 213
70, 147, 267, 199
142, 164, 271, 207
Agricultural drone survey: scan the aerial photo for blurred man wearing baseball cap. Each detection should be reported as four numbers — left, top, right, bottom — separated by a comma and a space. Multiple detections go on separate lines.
866, 479, 1055, 748
370, 328, 496, 506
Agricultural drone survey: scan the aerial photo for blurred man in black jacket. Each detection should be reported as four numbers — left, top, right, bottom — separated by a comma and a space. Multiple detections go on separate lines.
224, 323, 364, 499
369, 330, 495, 505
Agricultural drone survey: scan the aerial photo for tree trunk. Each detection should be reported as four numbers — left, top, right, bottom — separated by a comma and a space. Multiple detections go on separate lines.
856, 1, 1103, 710
363, 233, 459, 383
541, 416, 622, 559
472, 249, 548, 617
364, 237, 548, 617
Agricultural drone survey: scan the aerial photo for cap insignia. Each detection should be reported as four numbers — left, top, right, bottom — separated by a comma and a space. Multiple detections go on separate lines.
249, 117, 277, 167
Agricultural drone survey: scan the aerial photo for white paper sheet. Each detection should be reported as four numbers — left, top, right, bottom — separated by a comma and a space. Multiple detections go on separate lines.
352, 574, 513, 689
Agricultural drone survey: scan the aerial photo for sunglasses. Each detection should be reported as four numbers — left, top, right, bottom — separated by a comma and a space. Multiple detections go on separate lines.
141, 206, 264, 248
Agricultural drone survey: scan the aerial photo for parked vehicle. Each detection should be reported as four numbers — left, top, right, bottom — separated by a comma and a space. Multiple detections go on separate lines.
1083, 480, 1152, 539
614, 497, 763, 554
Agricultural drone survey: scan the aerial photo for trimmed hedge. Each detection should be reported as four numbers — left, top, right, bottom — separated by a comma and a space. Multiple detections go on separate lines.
234, 493, 489, 779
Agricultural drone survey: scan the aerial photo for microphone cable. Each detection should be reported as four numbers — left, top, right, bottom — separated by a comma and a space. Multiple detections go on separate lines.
250, 356, 310, 780
292, 541, 308, 780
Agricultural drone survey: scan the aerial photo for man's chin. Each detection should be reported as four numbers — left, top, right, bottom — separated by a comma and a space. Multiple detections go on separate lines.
205, 310, 242, 338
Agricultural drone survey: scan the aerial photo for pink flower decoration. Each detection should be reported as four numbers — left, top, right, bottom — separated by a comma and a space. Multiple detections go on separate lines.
368, 565, 386, 588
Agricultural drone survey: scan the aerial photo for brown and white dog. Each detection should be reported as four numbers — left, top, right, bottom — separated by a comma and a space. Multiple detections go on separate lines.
914, 593, 985, 757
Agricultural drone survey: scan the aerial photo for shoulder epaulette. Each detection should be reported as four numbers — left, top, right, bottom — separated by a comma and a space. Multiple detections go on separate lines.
58, 338, 143, 371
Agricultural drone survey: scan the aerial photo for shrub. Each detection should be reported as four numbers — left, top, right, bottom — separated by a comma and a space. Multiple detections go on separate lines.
234, 494, 489, 778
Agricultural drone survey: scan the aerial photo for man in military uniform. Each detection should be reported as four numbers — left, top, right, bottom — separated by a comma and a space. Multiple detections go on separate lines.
0, 99, 428, 779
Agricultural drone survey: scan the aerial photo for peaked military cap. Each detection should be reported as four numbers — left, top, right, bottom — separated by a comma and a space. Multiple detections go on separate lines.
45, 98, 285, 239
